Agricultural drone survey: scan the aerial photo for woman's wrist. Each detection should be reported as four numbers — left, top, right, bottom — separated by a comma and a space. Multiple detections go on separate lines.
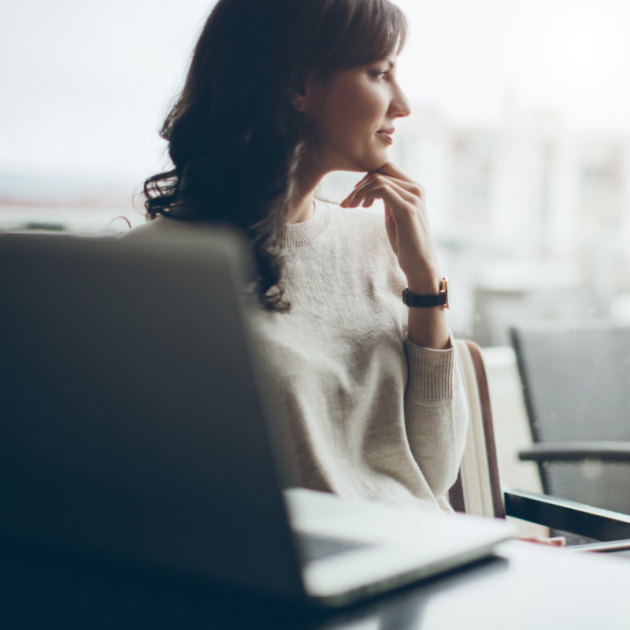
405, 272, 442, 296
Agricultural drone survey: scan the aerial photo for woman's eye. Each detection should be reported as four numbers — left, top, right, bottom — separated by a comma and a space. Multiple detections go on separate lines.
371, 70, 389, 80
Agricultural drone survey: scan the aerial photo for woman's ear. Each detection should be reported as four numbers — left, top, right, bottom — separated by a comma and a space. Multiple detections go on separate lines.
288, 74, 317, 113
288, 86, 308, 113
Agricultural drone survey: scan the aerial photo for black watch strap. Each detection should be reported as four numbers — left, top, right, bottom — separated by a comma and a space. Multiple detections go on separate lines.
402, 278, 449, 309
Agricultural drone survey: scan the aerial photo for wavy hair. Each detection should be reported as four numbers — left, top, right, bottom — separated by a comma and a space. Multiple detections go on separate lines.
143, 0, 407, 311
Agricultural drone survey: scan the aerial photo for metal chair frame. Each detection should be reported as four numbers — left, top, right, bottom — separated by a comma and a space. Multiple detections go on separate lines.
510, 324, 630, 501
451, 339, 630, 549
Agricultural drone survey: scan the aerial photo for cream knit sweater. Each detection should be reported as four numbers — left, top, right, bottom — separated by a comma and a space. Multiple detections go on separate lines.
127, 201, 469, 514
254, 201, 468, 513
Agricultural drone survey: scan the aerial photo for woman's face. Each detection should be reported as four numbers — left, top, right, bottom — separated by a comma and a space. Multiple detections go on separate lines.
303, 55, 411, 173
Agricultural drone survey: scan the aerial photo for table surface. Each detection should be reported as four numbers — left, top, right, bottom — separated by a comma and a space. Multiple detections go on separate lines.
2, 540, 630, 630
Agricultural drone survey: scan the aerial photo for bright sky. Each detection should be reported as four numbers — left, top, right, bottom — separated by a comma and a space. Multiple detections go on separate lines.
1, 0, 630, 180
399, 0, 630, 129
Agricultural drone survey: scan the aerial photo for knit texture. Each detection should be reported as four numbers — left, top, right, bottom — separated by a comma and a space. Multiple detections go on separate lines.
126, 202, 469, 513
255, 201, 469, 513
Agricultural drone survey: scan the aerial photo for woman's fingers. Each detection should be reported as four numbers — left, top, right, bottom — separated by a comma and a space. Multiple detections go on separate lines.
342, 173, 420, 208
353, 172, 370, 189
375, 162, 422, 191
347, 180, 409, 211
372, 184, 410, 210
360, 174, 421, 198
347, 162, 418, 198
344, 180, 418, 209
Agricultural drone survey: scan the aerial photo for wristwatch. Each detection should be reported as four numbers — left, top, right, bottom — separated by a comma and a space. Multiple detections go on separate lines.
402, 277, 449, 309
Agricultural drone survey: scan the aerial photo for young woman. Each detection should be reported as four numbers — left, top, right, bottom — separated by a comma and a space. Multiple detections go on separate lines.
136, 0, 468, 514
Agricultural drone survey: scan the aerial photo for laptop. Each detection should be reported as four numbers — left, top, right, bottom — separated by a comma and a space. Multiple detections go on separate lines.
0, 227, 512, 607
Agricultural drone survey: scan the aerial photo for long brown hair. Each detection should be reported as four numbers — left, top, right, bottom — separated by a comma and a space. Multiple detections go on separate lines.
143, 0, 407, 311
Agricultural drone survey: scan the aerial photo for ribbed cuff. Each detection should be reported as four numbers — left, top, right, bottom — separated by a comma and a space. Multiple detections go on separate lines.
404, 333, 455, 401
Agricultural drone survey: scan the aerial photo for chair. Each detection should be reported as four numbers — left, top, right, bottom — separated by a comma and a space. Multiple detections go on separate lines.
509, 322, 630, 517
450, 338, 630, 549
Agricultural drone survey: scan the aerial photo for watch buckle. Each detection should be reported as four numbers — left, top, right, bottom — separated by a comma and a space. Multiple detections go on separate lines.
439, 277, 450, 309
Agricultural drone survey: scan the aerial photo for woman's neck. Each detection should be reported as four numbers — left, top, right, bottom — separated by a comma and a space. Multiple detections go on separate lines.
287, 190, 316, 224
286, 156, 328, 224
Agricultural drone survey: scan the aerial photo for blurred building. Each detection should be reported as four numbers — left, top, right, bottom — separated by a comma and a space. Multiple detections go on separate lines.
0, 172, 145, 233
390, 109, 630, 345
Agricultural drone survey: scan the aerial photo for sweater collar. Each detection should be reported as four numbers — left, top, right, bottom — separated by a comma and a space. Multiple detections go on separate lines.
280, 200, 333, 247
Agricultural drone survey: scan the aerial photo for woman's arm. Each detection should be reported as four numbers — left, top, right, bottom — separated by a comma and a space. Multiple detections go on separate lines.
403, 340, 468, 498
341, 162, 450, 350
342, 164, 466, 497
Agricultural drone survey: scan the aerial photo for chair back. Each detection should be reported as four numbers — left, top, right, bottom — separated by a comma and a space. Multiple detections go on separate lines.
449, 340, 505, 519
510, 321, 630, 515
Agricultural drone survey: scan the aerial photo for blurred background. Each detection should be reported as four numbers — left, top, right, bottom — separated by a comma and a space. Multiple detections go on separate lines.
3, 0, 630, 533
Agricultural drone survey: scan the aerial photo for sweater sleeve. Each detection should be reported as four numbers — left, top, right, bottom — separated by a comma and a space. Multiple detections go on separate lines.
403, 334, 469, 501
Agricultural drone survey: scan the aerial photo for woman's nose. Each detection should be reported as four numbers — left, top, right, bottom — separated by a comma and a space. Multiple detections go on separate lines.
390, 82, 411, 119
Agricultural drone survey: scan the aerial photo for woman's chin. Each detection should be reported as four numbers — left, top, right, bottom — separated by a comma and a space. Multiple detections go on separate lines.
365, 148, 390, 171
351, 152, 389, 173
332, 147, 390, 173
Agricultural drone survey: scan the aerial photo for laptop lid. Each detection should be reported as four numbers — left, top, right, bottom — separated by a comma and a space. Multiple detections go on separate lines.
0, 229, 304, 599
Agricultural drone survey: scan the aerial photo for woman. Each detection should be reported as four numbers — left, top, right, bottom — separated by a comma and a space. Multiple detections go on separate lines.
137, 0, 468, 514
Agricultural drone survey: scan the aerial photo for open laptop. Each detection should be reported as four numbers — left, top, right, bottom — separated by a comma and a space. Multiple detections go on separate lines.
0, 227, 511, 607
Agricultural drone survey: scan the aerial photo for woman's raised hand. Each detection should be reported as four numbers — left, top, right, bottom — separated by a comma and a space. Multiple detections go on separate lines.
340, 162, 441, 295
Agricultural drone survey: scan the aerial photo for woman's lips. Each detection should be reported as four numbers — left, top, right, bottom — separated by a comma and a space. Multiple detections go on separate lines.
376, 129, 394, 145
